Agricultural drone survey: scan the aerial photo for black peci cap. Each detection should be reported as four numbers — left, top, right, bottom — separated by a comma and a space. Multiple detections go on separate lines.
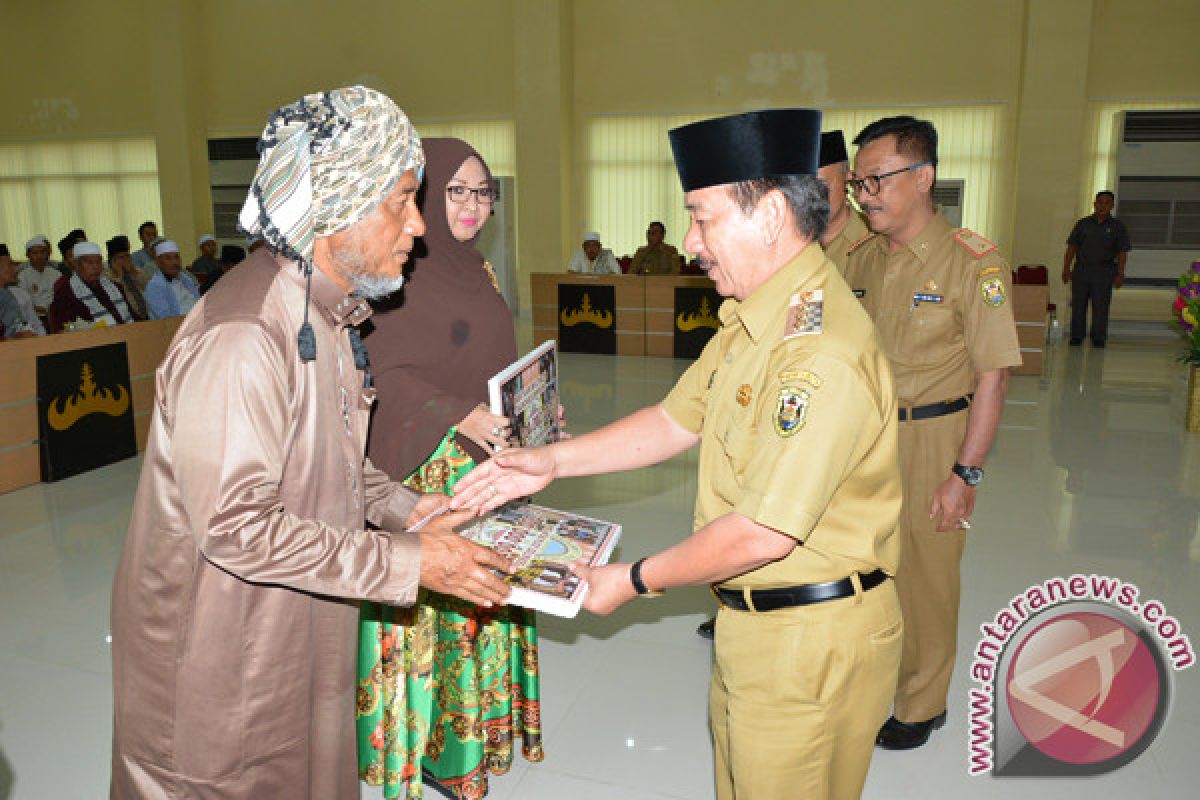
819, 130, 849, 168
106, 236, 131, 259
668, 109, 823, 192
220, 245, 246, 265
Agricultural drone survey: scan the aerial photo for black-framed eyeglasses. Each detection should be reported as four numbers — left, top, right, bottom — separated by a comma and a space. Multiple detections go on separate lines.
446, 185, 500, 205
848, 161, 933, 196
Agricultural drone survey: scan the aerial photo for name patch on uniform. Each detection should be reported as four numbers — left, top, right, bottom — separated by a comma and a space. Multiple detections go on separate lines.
784, 289, 823, 339
912, 292, 944, 305
779, 368, 823, 388
774, 386, 810, 437
978, 267, 1007, 307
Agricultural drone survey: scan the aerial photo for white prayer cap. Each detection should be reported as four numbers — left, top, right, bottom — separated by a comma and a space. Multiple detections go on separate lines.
72, 241, 102, 258
155, 240, 180, 257
583, 231, 601, 243
26, 235, 50, 250
198, 233, 216, 246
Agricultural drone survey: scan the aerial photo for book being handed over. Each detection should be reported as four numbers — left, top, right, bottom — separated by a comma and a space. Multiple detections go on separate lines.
457, 502, 622, 618
488, 340, 560, 450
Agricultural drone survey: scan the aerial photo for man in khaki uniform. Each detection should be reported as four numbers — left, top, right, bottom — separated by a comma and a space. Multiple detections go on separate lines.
453, 109, 904, 799
818, 130, 869, 274
844, 115, 1021, 751
630, 220, 681, 274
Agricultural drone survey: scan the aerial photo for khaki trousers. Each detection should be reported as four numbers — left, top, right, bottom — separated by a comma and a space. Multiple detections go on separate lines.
710, 579, 902, 800
893, 410, 969, 723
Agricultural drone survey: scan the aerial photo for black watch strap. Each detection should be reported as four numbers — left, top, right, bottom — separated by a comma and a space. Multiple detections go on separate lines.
952, 463, 984, 486
630, 558, 661, 596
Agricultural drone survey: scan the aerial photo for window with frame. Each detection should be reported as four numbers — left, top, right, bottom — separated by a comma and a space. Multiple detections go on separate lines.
581, 104, 1008, 259
0, 136, 161, 257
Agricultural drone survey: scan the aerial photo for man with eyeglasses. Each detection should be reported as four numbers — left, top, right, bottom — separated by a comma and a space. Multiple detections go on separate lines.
844, 115, 1020, 752
817, 130, 868, 275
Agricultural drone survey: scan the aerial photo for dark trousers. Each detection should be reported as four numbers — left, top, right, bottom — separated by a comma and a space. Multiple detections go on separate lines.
1070, 266, 1115, 343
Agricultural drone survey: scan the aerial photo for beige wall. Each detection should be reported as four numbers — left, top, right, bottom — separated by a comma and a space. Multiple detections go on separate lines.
2, 0, 1198, 311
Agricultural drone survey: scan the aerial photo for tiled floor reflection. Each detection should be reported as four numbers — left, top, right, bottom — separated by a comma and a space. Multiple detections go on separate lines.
3, 336, 1199, 799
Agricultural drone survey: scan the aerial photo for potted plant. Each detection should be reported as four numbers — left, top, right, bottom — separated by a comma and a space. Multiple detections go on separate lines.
1174, 260, 1200, 432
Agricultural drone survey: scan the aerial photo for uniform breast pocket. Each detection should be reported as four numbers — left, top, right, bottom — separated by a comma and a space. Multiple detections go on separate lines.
901, 304, 961, 366
713, 416, 757, 501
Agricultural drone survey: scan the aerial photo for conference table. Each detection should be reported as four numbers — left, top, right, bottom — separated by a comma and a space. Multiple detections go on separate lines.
531, 272, 722, 358
0, 318, 182, 494
532, 271, 1048, 375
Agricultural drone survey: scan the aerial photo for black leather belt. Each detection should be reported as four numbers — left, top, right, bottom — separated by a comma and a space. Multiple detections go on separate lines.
898, 394, 972, 422
713, 569, 889, 612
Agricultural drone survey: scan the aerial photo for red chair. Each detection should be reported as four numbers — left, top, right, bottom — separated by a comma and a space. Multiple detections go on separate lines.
618, 256, 632, 274
1015, 264, 1048, 285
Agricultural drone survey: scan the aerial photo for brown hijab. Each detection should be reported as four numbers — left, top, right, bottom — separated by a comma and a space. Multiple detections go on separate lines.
364, 138, 517, 479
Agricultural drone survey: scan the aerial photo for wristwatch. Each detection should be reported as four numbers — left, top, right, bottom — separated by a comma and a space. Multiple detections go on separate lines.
630, 558, 663, 597
952, 463, 984, 486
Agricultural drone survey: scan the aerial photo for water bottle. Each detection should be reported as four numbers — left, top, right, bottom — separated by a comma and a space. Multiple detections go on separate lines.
1047, 307, 1062, 344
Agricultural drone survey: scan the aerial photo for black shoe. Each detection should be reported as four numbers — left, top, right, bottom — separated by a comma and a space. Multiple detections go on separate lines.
697, 617, 715, 639
876, 712, 947, 750
1069, 338, 1083, 346
1092, 339, 1106, 348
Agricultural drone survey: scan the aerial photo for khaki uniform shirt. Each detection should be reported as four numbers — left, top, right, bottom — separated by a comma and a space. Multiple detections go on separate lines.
111, 250, 421, 799
662, 244, 901, 588
844, 215, 1022, 406
631, 243, 680, 275
822, 210, 869, 275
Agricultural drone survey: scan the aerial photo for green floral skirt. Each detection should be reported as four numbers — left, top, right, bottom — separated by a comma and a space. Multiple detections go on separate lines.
357, 428, 543, 799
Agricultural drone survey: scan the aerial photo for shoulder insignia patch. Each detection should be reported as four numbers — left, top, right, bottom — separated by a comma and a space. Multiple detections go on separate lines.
953, 228, 998, 259
847, 233, 874, 255
784, 289, 823, 339
979, 271, 1007, 307
774, 386, 810, 437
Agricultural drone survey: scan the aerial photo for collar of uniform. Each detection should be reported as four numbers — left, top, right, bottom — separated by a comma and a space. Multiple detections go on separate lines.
278, 255, 373, 328
901, 213, 953, 265
731, 243, 825, 343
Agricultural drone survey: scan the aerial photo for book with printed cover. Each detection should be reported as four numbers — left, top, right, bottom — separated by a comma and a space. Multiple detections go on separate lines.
458, 502, 622, 618
487, 340, 560, 449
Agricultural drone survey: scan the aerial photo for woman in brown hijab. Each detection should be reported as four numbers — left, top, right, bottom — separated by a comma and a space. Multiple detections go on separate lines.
357, 139, 542, 800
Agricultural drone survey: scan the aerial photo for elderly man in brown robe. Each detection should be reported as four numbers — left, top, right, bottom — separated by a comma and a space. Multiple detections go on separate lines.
110, 86, 513, 800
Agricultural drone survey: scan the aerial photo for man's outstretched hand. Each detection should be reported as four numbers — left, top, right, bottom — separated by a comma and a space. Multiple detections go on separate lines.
417, 509, 514, 607
451, 447, 557, 513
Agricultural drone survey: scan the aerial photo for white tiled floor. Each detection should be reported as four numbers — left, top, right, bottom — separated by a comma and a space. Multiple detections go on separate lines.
3, 335, 1200, 798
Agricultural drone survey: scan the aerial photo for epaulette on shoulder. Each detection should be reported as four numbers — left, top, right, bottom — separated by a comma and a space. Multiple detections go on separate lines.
847, 233, 874, 255
953, 228, 998, 259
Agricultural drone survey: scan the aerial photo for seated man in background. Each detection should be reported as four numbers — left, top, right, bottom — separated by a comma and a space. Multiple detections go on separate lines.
144, 239, 201, 319
567, 231, 621, 274
131, 220, 159, 287
1, 284, 37, 339
630, 220, 680, 275
57, 233, 84, 277
48, 241, 134, 331
190, 233, 222, 290
17, 235, 60, 320
106, 236, 149, 321
1, 246, 47, 336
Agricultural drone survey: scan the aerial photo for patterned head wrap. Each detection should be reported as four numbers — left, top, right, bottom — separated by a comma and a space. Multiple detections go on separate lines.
238, 85, 424, 273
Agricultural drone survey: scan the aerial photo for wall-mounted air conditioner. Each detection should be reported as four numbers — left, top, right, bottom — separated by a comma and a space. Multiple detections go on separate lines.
1114, 110, 1200, 285
934, 180, 964, 228
207, 137, 259, 246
